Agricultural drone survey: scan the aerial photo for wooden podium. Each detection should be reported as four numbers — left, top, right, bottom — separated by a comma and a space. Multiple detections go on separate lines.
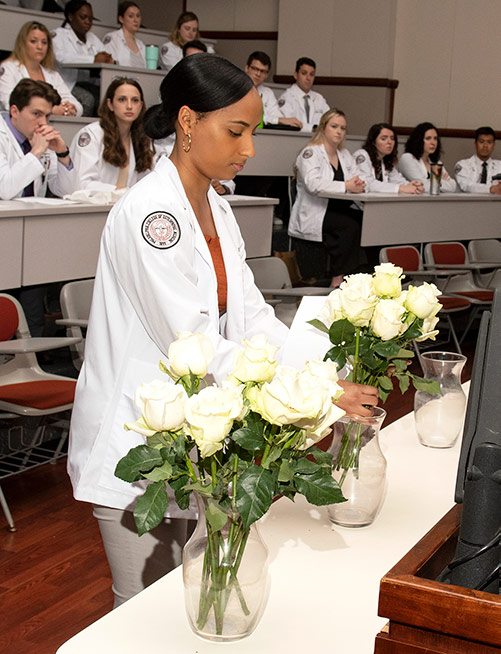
375, 504, 501, 653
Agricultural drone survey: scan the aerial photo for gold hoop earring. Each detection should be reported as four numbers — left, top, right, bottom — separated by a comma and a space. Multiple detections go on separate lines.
182, 132, 192, 153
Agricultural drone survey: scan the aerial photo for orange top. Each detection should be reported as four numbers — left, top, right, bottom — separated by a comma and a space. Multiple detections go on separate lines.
204, 234, 228, 314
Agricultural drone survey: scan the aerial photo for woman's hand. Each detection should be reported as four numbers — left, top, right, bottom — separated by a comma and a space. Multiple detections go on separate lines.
94, 52, 114, 64
334, 380, 378, 417
398, 180, 424, 195
345, 176, 365, 193
52, 102, 78, 117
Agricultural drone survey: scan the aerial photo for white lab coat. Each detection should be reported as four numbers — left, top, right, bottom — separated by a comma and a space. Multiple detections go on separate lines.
353, 148, 408, 193
288, 144, 361, 242
398, 152, 456, 193
102, 29, 146, 68
68, 156, 288, 515
278, 84, 329, 132
257, 84, 281, 125
158, 39, 215, 71
0, 111, 75, 199
51, 24, 107, 90
69, 121, 148, 192
0, 60, 83, 116
454, 154, 501, 193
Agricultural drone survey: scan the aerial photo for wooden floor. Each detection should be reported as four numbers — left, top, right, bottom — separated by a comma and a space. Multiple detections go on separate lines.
0, 337, 476, 654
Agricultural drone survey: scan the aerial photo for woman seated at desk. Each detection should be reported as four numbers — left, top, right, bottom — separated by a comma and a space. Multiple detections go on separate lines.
159, 11, 213, 73
52, 0, 114, 116
399, 122, 456, 193
288, 108, 366, 288
69, 77, 153, 191
353, 123, 423, 195
0, 21, 83, 117
103, 2, 146, 69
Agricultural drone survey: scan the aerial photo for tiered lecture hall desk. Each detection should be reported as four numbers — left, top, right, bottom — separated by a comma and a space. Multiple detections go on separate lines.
55, 297, 465, 654
0, 196, 277, 290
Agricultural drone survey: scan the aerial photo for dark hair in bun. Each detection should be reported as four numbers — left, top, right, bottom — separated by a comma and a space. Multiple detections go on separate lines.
143, 53, 253, 140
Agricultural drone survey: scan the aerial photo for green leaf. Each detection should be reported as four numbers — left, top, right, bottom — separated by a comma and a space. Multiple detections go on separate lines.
373, 340, 401, 358
293, 458, 320, 474
307, 318, 329, 334
231, 412, 265, 451
261, 445, 282, 469
394, 348, 414, 359
294, 468, 346, 506
393, 358, 408, 372
329, 319, 355, 346
324, 346, 346, 370
235, 464, 275, 528
278, 459, 294, 483
306, 447, 333, 466
172, 433, 187, 459
377, 375, 393, 391
404, 320, 424, 340
378, 387, 391, 403
133, 481, 169, 536
205, 500, 228, 533
115, 445, 163, 483
397, 373, 411, 394
411, 375, 442, 395
169, 474, 192, 510
147, 432, 172, 450
143, 460, 173, 482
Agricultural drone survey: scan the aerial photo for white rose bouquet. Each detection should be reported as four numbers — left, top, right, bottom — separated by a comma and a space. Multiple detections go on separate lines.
115, 332, 346, 636
309, 264, 442, 483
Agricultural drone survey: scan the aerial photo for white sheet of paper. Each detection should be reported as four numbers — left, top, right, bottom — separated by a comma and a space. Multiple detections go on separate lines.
281, 296, 330, 369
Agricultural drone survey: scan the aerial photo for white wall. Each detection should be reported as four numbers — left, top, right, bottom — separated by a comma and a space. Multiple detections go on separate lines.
188, 0, 279, 31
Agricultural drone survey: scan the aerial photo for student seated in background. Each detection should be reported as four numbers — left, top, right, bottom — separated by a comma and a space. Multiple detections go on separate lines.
182, 40, 207, 57
159, 11, 214, 73
103, 2, 146, 69
244, 51, 302, 128
277, 57, 329, 132
354, 123, 423, 194
51, 0, 114, 115
455, 126, 501, 194
69, 77, 153, 191
0, 20, 82, 116
398, 122, 456, 192
0, 78, 74, 200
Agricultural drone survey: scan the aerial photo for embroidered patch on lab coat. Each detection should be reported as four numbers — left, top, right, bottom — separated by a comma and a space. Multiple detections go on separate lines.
78, 132, 91, 147
141, 211, 181, 249
356, 154, 365, 165
0, 67, 4, 77
302, 148, 313, 159
454, 163, 462, 174
103, 35, 111, 44
161, 46, 168, 55
278, 98, 285, 107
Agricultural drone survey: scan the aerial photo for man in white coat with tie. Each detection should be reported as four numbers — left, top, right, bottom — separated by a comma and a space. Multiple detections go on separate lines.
455, 126, 501, 194
278, 57, 330, 132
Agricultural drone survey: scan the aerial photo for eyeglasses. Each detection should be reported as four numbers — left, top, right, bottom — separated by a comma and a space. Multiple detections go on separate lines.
248, 65, 269, 76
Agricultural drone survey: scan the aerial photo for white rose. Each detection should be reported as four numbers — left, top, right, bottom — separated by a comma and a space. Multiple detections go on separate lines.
415, 314, 440, 342
300, 401, 346, 450
168, 331, 215, 379
125, 379, 187, 436
301, 360, 344, 401
185, 384, 245, 457
405, 283, 442, 319
373, 263, 404, 298
248, 365, 328, 428
318, 288, 345, 326
230, 334, 279, 383
371, 299, 408, 341
339, 273, 377, 327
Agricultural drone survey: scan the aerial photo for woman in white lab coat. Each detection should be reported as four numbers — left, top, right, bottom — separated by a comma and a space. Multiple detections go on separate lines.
159, 11, 213, 72
51, 0, 114, 115
288, 108, 366, 287
0, 21, 83, 116
102, 1, 146, 68
69, 55, 378, 607
69, 76, 153, 191
353, 123, 423, 195
399, 122, 456, 192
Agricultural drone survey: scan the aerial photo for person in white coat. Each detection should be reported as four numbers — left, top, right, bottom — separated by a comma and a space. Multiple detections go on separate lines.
278, 57, 330, 132
159, 11, 214, 72
0, 78, 74, 200
288, 108, 365, 287
0, 21, 82, 117
69, 55, 377, 607
399, 122, 456, 193
102, 2, 146, 69
244, 51, 302, 128
353, 123, 423, 195
455, 126, 501, 194
70, 77, 153, 192
51, 0, 114, 115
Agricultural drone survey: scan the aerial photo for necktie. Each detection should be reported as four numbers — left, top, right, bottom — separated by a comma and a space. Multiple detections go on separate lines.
304, 95, 310, 123
480, 161, 488, 184
21, 139, 35, 197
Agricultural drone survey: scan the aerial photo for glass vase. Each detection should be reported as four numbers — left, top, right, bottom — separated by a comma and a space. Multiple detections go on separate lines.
327, 407, 387, 527
414, 351, 467, 448
182, 494, 269, 642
